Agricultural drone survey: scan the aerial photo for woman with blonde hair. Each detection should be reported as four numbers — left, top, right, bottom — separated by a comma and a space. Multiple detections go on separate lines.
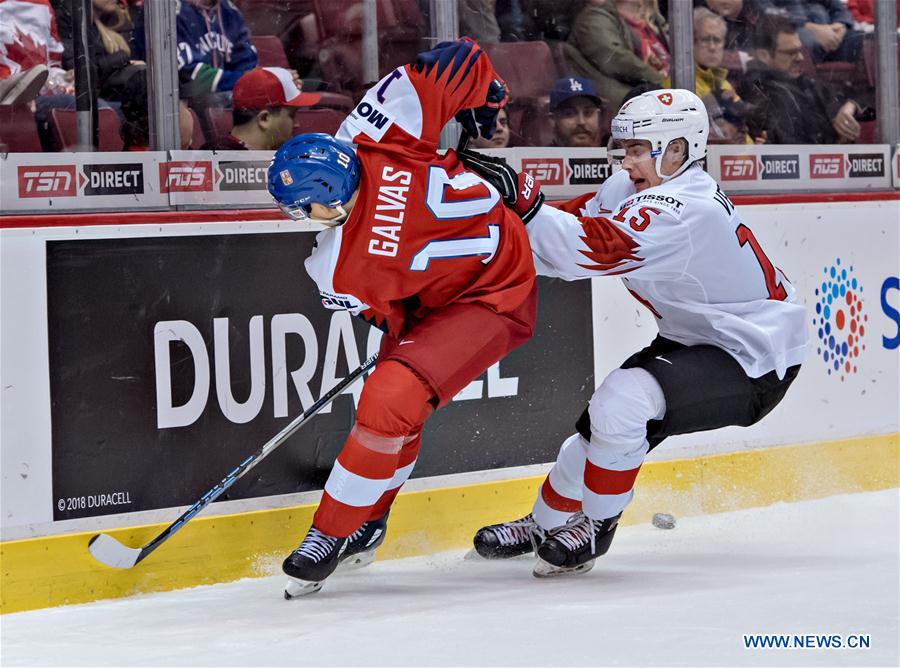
55, 0, 149, 148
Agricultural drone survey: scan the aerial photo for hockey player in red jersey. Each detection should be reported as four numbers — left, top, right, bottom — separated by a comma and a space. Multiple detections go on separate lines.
462, 89, 808, 577
267, 38, 540, 596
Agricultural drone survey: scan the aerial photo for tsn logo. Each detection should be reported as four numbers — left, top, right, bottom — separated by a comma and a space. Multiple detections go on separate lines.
521, 158, 565, 185
17, 166, 77, 198
720, 156, 757, 180
159, 162, 213, 193
809, 154, 844, 178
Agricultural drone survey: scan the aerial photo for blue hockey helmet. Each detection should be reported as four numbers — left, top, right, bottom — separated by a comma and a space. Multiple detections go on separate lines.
268, 133, 361, 223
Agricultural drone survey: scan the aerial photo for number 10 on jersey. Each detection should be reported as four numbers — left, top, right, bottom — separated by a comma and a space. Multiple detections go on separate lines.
410, 166, 502, 271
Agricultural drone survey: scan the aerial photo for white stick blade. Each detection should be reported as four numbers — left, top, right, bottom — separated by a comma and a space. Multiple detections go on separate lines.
88, 533, 141, 569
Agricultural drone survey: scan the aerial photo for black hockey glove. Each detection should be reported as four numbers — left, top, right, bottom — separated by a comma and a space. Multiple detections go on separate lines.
458, 148, 545, 224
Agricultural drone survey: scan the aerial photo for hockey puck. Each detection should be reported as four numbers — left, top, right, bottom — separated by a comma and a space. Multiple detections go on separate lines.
652, 513, 676, 529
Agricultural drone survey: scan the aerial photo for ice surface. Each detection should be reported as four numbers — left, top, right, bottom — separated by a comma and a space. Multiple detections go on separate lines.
2, 490, 898, 667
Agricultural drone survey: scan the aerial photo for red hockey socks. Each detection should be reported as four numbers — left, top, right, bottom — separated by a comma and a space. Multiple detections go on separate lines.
313, 361, 432, 537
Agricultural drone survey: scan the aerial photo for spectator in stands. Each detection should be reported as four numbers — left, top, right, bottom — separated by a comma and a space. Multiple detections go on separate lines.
769, 0, 863, 63
549, 76, 605, 147
703, 0, 773, 54
0, 65, 47, 106
519, 0, 583, 42
460, 0, 502, 43
134, 0, 257, 107
633, 0, 671, 73
846, 0, 900, 34
705, 93, 761, 143
179, 99, 194, 149
563, 0, 667, 110
235, 0, 314, 74
497, 0, 529, 42
472, 107, 510, 148
0, 0, 65, 105
55, 0, 149, 149
738, 14, 866, 144
201, 66, 320, 150
690, 7, 741, 101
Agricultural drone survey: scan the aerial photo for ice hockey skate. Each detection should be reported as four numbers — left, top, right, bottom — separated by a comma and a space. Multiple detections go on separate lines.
338, 512, 389, 572
472, 513, 547, 559
533, 512, 621, 578
283, 526, 347, 599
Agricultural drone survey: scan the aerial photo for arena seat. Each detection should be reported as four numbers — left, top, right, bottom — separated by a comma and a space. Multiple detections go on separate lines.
49, 108, 123, 151
293, 108, 345, 136
251, 35, 291, 68
313, 91, 354, 113
205, 107, 234, 143
0, 105, 42, 152
483, 41, 557, 104
313, 0, 424, 97
189, 108, 204, 149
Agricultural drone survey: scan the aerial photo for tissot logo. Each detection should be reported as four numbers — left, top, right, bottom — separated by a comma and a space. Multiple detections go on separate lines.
568, 157, 611, 185
521, 158, 565, 185
760, 154, 799, 180
159, 162, 213, 193
217, 161, 268, 191
18, 165, 77, 198
83, 163, 144, 196
848, 153, 884, 178
809, 154, 844, 178
720, 156, 756, 180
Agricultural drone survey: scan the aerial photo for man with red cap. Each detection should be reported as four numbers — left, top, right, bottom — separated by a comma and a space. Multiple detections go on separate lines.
201, 66, 320, 150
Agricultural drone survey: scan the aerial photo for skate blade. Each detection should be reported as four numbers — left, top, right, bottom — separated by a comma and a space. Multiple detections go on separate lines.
337, 549, 375, 572
284, 577, 323, 599
532, 557, 596, 578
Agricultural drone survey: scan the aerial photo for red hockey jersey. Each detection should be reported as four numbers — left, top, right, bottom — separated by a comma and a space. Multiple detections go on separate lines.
0, 0, 64, 79
305, 42, 535, 337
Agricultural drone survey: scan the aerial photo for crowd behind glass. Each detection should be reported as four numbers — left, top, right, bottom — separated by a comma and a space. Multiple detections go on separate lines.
0, 0, 895, 153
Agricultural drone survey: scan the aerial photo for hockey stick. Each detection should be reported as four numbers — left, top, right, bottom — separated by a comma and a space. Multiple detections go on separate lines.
88, 353, 379, 569
456, 128, 471, 154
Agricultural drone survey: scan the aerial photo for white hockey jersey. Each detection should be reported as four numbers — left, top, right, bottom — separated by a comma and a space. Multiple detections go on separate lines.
528, 165, 809, 378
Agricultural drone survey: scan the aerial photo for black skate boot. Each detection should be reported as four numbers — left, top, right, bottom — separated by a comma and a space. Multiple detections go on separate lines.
473, 513, 547, 559
339, 512, 389, 571
282, 526, 347, 598
533, 512, 621, 578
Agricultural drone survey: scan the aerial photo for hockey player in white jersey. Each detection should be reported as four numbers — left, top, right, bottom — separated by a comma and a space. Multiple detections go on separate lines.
461, 89, 808, 577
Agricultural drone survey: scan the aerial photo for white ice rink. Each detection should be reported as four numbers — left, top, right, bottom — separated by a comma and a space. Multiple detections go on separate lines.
2, 490, 898, 667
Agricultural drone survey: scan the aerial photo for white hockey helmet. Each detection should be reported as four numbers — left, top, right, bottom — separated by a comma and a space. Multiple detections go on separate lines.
609, 89, 709, 181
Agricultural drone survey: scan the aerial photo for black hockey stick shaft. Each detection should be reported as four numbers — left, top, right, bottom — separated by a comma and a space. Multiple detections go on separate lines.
456, 128, 471, 154
93, 353, 377, 567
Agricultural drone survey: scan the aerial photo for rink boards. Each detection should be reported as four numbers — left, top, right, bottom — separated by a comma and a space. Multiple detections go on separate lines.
1, 193, 898, 613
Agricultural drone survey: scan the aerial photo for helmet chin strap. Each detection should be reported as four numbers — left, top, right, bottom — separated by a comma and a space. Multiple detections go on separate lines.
653, 138, 694, 182
316, 204, 350, 227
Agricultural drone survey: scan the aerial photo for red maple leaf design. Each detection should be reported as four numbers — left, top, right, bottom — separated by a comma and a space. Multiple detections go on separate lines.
576, 216, 643, 275
3, 26, 50, 75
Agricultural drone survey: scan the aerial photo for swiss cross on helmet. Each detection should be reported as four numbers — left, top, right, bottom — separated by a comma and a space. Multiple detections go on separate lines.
267, 133, 361, 224
610, 89, 709, 181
